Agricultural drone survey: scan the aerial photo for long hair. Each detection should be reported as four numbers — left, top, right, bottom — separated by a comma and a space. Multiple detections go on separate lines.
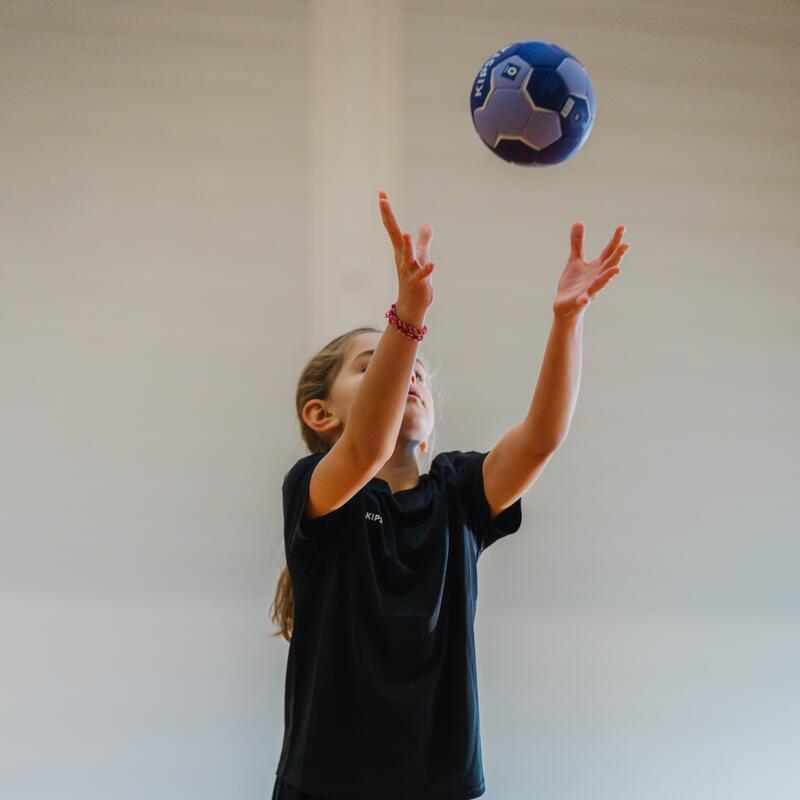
269, 326, 438, 642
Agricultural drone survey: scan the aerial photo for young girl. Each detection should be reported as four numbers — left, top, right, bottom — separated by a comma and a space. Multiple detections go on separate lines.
270, 191, 631, 800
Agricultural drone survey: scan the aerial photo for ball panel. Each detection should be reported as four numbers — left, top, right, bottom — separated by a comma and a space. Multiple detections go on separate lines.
472, 89, 534, 147
538, 134, 583, 165
494, 138, 540, 165
515, 40, 570, 70
556, 57, 590, 100
521, 109, 562, 150
525, 67, 569, 112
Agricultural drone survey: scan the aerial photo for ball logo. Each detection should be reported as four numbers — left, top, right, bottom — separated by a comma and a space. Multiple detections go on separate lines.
473, 46, 514, 99
501, 63, 519, 80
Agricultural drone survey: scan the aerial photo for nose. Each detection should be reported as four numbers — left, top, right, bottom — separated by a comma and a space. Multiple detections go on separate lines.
410, 373, 415, 385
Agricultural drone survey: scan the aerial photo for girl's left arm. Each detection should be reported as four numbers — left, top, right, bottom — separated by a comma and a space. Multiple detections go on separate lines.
481, 221, 632, 519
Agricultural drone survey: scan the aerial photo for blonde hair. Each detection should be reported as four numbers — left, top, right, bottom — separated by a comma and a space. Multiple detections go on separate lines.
269, 326, 438, 642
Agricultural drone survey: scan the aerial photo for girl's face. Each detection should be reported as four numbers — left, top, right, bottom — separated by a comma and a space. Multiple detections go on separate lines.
328, 331, 434, 450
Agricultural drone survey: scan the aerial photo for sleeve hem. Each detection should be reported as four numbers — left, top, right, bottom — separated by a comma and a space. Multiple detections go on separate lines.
470, 451, 523, 553
285, 453, 349, 553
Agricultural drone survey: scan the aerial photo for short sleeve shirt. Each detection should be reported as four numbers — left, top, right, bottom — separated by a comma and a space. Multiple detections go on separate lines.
275, 449, 523, 800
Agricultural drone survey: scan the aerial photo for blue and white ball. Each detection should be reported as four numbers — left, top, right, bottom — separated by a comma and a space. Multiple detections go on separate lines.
470, 40, 596, 166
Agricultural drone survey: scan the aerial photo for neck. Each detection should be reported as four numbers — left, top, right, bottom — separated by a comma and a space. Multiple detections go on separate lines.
375, 443, 425, 492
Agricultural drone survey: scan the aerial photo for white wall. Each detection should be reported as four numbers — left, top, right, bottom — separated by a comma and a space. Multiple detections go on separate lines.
1, 1, 798, 798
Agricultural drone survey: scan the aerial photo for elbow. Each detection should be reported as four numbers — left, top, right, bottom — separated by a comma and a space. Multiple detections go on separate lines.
540, 426, 571, 455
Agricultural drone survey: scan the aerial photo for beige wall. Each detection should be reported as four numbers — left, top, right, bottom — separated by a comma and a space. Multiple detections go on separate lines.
1, 1, 798, 798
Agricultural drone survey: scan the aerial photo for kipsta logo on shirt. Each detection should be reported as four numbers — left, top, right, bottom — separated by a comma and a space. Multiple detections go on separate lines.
365, 511, 383, 524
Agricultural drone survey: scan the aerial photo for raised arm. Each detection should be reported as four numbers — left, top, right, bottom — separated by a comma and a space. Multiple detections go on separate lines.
347, 192, 434, 463
481, 220, 632, 519
304, 191, 435, 520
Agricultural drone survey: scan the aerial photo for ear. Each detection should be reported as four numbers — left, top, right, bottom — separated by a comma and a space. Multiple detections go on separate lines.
302, 398, 342, 436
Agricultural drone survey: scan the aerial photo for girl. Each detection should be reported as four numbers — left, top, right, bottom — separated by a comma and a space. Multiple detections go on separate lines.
270, 191, 631, 800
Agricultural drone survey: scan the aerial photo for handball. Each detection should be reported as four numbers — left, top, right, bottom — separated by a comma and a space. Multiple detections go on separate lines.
470, 40, 596, 166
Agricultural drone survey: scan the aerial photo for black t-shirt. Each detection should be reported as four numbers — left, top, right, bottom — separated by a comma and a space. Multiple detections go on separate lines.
275, 449, 523, 800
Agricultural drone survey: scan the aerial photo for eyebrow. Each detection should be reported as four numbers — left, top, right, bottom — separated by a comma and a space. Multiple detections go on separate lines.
353, 349, 426, 372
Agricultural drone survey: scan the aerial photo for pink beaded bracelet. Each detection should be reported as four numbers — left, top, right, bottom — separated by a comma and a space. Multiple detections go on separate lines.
385, 303, 428, 342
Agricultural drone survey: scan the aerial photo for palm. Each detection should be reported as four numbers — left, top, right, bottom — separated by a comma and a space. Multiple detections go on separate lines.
553, 221, 631, 318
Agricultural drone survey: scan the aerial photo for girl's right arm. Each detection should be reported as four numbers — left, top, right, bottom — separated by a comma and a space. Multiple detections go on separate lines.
304, 191, 435, 521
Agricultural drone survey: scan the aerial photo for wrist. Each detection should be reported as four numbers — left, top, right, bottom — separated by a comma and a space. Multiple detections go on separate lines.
394, 301, 427, 330
552, 308, 585, 329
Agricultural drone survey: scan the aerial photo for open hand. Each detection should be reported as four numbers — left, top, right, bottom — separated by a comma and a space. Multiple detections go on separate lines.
553, 221, 631, 319
379, 190, 435, 317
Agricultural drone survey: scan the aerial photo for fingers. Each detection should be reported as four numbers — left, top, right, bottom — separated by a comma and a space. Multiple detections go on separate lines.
379, 191, 403, 252
570, 221, 585, 261
604, 242, 630, 267
416, 223, 433, 266
399, 234, 435, 282
588, 265, 621, 298
401, 232, 415, 266
379, 191, 435, 274
600, 226, 626, 262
